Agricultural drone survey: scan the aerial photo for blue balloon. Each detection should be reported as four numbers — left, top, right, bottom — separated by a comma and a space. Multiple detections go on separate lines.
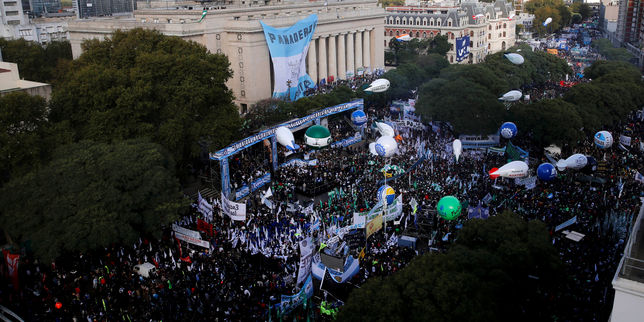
537, 163, 557, 181
500, 122, 518, 139
351, 110, 367, 126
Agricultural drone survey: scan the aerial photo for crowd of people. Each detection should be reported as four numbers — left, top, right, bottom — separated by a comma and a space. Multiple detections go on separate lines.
2, 21, 643, 322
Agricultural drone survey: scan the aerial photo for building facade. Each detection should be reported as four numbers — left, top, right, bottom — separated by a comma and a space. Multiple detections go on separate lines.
0, 0, 69, 43
67, 0, 386, 111
384, 0, 515, 64
616, 0, 643, 44
73, 0, 136, 19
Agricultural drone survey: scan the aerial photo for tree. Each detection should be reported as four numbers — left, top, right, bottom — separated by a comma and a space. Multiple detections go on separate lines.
525, 0, 565, 14
0, 140, 187, 261
534, 6, 562, 35
49, 29, 241, 175
591, 38, 634, 62
0, 39, 72, 83
378, 0, 404, 7
0, 92, 52, 184
339, 212, 562, 321
571, 2, 591, 20
510, 99, 584, 147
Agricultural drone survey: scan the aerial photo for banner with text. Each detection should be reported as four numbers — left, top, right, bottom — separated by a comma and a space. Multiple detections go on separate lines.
280, 274, 314, 314
297, 237, 314, 286
261, 14, 317, 101
221, 192, 247, 221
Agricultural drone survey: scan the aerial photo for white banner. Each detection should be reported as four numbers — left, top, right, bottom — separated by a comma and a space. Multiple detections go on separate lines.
620, 135, 631, 146
174, 231, 210, 248
172, 224, 201, 239
221, 192, 246, 221
297, 237, 314, 286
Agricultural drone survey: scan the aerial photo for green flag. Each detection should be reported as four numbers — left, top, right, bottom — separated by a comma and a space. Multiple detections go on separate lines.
198, 9, 208, 22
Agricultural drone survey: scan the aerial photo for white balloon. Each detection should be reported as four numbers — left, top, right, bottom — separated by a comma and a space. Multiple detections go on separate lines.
371, 136, 398, 157
489, 161, 528, 179
543, 17, 552, 26
452, 139, 462, 162
369, 142, 377, 155
275, 126, 299, 151
564, 154, 587, 170
499, 90, 523, 102
365, 79, 390, 93
504, 53, 525, 65
376, 122, 395, 137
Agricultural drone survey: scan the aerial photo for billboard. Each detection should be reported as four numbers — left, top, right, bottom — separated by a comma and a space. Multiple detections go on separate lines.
456, 35, 470, 62
260, 14, 318, 101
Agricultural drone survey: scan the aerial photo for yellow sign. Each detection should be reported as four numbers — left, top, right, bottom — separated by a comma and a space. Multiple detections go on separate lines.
547, 48, 558, 55
366, 214, 383, 239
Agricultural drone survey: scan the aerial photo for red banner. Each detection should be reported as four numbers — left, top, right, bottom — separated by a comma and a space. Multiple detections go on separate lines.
3, 250, 19, 291
197, 219, 213, 237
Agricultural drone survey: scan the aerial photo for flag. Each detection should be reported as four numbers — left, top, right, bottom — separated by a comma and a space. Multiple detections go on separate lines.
410, 198, 418, 214
635, 171, 644, 184
3, 250, 19, 291
366, 214, 383, 239
198, 9, 208, 22
358, 247, 366, 260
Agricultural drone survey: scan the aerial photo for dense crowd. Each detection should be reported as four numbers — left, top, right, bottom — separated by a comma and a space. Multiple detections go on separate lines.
2, 23, 643, 322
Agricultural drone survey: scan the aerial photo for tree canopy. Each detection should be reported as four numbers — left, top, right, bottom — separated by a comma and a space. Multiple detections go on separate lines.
0, 92, 55, 185
339, 212, 563, 321
0, 140, 187, 261
591, 38, 635, 62
49, 28, 241, 173
0, 39, 72, 84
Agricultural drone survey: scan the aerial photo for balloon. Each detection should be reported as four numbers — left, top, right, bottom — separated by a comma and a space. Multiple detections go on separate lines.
543, 17, 552, 26
364, 78, 390, 92
377, 185, 396, 205
153, 293, 159, 299
375, 122, 395, 137
594, 130, 613, 149
504, 53, 524, 65
275, 126, 299, 151
489, 160, 529, 179
557, 154, 587, 171
369, 142, 377, 155
351, 110, 367, 126
437, 196, 462, 221
452, 139, 462, 162
304, 125, 331, 148
499, 122, 518, 139
499, 90, 522, 102
371, 136, 398, 157
537, 163, 557, 181
55, 302, 62, 309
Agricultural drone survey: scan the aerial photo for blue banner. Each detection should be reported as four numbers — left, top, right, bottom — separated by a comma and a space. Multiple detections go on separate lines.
260, 14, 318, 101
280, 274, 314, 314
330, 133, 362, 148
456, 36, 470, 62
234, 173, 271, 201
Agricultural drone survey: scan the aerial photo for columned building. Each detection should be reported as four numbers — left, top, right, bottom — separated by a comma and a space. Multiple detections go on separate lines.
384, 0, 515, 64
67, 0, 385, 111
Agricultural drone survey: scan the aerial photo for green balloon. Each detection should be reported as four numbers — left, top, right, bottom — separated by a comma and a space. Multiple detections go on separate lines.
437, 196, 462, 220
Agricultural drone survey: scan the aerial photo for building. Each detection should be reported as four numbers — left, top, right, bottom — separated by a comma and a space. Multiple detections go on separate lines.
610, 200, 644, 322
73, 0, 136, 19
1, 0, 28, 28
67, 0, 386, 112
384, 0, 515, 64
616, 0, 643, 44
27, 0, 62, 17
600, 0, 619, 43
0, 61, 52, 99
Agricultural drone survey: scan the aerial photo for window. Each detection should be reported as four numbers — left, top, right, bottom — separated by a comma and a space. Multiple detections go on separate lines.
448, 20, 452, 27
488, 25, 491, 30
437, 19, 441, 26
488, 34, 491, 39
451, 33, 454, 40
470, 31, 473, 37
503, 23, 506, 28
4, 1, 17, 6
416, 31, 419, 37
503, 31, 506, 37
450, 56, 453, 63
390, 30, 393, 36
5, 10, 19, 16
423, 32, 426, 38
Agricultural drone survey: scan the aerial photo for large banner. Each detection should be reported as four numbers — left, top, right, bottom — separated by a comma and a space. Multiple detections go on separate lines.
172, 224, 201, 239
221, 192, 247, 221
261, 14, 318, 101
456, 35, 470, 62
353, 195, 404, 225
280, 274, 314, 314
174, 231, 210, 248
297, 237, 314, 286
